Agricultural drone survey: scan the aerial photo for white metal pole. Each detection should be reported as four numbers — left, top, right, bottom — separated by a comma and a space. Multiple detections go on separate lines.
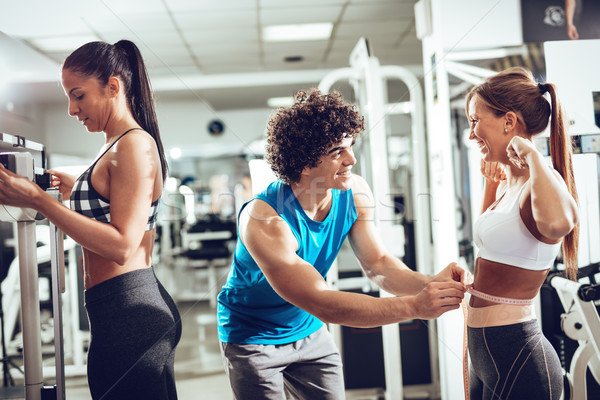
361, 56, 403, 400
419, 1, 463, 397
67, 246, 85, 369
380, 65, 440, 397
17, 221, 43, 400
48, 188, 65, 399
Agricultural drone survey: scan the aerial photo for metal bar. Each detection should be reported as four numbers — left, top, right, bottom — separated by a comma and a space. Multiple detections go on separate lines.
445, 46, 528, 62
48, 190, 65, 400
17, 221, 43, 400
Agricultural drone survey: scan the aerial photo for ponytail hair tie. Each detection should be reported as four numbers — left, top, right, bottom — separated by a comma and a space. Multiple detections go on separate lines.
538, 82, 547, 94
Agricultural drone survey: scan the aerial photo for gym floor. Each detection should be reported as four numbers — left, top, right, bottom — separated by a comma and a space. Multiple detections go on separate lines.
1, 301, 233, 400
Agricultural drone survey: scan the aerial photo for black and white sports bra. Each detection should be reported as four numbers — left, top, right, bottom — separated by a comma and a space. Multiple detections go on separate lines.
70, 128, 160, 231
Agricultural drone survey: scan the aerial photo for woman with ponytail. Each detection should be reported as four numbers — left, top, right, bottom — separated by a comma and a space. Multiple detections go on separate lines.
464, 67, 578, 399
0, 40, 180, 399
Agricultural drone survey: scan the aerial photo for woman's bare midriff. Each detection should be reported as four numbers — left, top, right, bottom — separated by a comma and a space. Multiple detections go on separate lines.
470, 257, 549, 308
82, 229, 156, 289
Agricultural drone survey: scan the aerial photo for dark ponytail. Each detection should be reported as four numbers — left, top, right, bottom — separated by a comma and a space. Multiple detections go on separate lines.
63, 40, 168, 181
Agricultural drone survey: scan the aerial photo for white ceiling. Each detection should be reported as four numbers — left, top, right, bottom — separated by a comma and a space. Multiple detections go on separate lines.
0, 0, 422, 110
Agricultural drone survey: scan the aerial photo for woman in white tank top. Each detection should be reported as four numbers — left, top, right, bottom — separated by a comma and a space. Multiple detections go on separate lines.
465, 67, 579, 400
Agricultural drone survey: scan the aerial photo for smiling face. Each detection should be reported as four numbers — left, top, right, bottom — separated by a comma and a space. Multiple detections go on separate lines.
61, 69, 113, 133
467, 95, 511, 163
301, 137, 357, 191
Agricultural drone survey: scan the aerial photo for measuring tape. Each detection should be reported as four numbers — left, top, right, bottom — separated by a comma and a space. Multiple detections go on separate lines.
467, 286, 534, 306
462, 286, 535, 399
462, 299, 470, 400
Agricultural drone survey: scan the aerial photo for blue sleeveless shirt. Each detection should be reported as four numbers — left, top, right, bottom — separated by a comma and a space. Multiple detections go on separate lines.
217, 180, 357, 344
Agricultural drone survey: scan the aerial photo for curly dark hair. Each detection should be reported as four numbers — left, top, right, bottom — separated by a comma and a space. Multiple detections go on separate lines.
265, 88, 364, 184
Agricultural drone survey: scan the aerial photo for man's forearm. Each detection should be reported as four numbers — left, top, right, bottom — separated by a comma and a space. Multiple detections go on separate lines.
363, 256, 430, 296
313, 289, 420, 328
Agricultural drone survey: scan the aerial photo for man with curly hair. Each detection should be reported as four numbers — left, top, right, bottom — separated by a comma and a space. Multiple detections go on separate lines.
217, 88, 467, 399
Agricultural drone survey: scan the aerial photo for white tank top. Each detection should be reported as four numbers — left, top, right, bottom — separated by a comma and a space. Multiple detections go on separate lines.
473, 183, 561, 270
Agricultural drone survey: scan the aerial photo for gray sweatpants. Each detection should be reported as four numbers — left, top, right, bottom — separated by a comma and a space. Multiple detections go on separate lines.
220, 325, 345, 400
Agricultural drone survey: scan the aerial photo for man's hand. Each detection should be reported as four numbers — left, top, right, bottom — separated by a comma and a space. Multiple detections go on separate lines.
406, 280, 466, 319
431, 262, 471, 285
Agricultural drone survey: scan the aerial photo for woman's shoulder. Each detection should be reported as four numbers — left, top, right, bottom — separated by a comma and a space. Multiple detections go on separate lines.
108, 129, 160, 172
112, 129, 158, 157
116, 128, 154, 147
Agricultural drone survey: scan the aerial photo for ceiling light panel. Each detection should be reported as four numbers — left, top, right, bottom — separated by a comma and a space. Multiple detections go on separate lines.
262, 23, 333, 42
259, 6, 341, 25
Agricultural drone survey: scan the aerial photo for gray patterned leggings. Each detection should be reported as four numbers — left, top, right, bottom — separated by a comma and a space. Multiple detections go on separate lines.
468, 320, 563, 399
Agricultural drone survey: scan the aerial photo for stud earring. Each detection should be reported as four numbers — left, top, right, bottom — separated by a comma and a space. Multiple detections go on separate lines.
504, 128, 508, 133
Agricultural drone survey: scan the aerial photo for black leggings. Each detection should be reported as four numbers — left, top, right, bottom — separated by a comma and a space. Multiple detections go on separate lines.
85, 268, 182, 400
468, 320, 562, 400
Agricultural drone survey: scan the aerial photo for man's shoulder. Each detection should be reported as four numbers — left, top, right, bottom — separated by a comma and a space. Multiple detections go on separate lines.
350, 174, 374, 207
240, 198, 298, 251
242, 198, 280, 224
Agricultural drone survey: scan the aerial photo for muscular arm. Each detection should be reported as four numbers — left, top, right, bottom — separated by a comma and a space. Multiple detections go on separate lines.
347, 175, 429, 296
239, 197, 464, 328
525, 151, 578, 240
348, 175, 467, 294
0, 133, 159, 265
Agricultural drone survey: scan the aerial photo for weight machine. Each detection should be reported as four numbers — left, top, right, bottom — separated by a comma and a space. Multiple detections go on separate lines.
319, 38, 436, 400
550, 272, 600, 400
0, 132, 66, 400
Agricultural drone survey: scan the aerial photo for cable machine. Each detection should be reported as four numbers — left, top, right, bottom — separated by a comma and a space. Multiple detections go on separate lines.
319, 38, 437, 400
550, 274, 600, 400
